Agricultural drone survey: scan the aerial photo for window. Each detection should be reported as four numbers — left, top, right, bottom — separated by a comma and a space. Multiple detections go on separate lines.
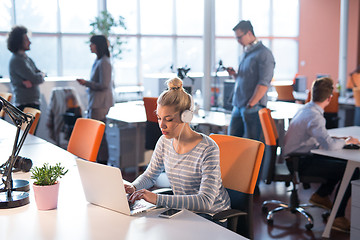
62, 36, 94, 77
0, 0, 12, 31
139, 0, 173, 35
15, 0, 57, 32
59, 0, 97, 33
215, 0, 299, 81
0, 0, 299, 84
28, 37, 58, 77
141, 37, 172, 74
0, 36, 12, 77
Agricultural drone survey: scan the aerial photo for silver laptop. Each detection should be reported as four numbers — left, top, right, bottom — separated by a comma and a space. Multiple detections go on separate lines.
76, 158, 156, 215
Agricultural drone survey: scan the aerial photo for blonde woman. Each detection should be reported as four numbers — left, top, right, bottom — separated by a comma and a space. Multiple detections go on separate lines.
125, 77, 230, 221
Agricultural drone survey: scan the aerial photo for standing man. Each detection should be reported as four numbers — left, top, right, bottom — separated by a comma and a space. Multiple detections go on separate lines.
227, 20, 275, 141
7, 26, 45, 111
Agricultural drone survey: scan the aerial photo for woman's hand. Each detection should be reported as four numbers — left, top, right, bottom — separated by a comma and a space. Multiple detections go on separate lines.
76, 78, 87, 86
128, 189, 157, 205
124, 184, 136, 195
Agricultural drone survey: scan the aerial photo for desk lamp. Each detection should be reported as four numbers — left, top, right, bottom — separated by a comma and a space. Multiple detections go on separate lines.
177, 66, 195, 94
0, 96, 34, 208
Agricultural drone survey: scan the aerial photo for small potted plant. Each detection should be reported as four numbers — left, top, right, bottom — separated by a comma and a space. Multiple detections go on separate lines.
31, 163, 68, 210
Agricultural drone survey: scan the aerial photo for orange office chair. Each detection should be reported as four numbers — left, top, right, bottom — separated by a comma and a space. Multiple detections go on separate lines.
259, 108, 328, 230
306, 90, 339, 129
21, 107, 41, 135
346, 73, 360, 89
67, 118, 105, 162
0, 92, 12, 119
353, 87, 360, 126
274, 85, 295, 102
210, 134, 264, 239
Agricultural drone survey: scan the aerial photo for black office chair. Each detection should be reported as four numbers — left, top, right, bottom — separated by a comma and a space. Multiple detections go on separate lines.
259, 108, 329, 230
143, 97, 162, 151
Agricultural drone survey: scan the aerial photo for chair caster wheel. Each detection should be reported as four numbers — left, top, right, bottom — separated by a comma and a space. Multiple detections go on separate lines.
262, 206, 268, 214
267, 219, 273, 225
305, 223, 313, 230
322, 211, 330, 221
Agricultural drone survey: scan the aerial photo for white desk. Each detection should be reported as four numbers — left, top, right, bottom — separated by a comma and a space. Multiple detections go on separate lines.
0, 120, 47, 147
106, 101, 302, 171
311, 126, 360, 238
0, 120, 247, 240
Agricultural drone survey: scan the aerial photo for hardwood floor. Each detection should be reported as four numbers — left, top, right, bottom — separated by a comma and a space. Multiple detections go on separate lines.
254, 181, 350, 240
122, 169, 350, 240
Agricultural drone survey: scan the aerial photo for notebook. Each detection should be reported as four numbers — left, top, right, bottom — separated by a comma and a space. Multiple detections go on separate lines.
76, 158, 156, 215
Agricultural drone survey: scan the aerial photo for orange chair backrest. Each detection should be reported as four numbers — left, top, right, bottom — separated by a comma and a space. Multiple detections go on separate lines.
0, 92, 12, 118
143, 97, 158, 123
21, 107, 41, 135
210, 134, 264, 195
274, 85, 295, 101
305, 90, 339, 113
305, 90, 311, 103
347, 73, 360, 89
324, 91, 339, 113
258, 108, 278, 146
353, 87, 360, 107
67, 118, 105, 162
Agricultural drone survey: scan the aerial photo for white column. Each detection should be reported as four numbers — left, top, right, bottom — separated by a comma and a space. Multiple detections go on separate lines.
203, 0, 215, 111
338, 0, 349, 96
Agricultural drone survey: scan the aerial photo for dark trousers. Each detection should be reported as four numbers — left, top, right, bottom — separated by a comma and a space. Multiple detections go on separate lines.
288, 154, 359, 217
88, 108, 109, 165
16, 103, 40, 111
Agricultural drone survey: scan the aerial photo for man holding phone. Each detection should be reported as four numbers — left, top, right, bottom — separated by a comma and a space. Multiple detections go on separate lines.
227, 20, 275, 142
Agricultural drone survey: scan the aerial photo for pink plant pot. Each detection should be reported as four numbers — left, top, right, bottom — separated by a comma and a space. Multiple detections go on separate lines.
33, 182, 60, 210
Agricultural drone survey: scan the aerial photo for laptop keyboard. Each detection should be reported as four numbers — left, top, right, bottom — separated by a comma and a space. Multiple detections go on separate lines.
129, 201, 147, 211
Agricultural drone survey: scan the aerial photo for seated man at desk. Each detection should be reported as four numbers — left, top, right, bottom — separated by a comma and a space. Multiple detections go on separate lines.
283, 77, 360, 233
124, 77, 231, 222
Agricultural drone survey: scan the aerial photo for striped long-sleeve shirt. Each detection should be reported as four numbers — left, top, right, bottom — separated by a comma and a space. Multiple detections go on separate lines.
132, 133, 231, 214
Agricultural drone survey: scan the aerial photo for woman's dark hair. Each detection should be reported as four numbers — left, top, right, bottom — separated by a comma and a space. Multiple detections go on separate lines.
90, 35, 110, 59
7, 26, 28, 53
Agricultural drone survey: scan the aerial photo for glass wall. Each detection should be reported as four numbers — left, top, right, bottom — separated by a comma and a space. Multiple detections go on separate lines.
215, 0, 299, 81
0, 0, 299, 84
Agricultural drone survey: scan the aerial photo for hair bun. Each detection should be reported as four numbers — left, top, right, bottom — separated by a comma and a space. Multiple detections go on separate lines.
167, 77, 183, 91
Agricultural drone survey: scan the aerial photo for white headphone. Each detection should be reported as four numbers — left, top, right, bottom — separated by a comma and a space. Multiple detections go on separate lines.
180, 95, 194, 123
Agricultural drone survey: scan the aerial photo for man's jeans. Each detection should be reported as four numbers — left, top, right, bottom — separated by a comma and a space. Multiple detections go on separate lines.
228, 104, 263, 141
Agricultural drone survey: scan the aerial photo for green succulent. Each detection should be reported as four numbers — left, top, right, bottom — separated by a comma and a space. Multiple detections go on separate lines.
31, 163, 68, 186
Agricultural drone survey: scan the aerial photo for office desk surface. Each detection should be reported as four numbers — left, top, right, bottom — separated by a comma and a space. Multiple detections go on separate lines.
0, 120, 246, 240
311, 126, 360, 162
0, 120, 47, 147
107, 100, 302, 124
311, 126, 360, 238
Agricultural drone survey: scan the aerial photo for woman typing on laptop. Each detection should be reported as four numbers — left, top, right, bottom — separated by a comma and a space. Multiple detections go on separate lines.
124, 77, 230, 221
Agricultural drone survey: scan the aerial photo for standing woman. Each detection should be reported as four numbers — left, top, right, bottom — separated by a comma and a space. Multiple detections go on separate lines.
125, 77, 230, 220
77, 35, 114, 165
